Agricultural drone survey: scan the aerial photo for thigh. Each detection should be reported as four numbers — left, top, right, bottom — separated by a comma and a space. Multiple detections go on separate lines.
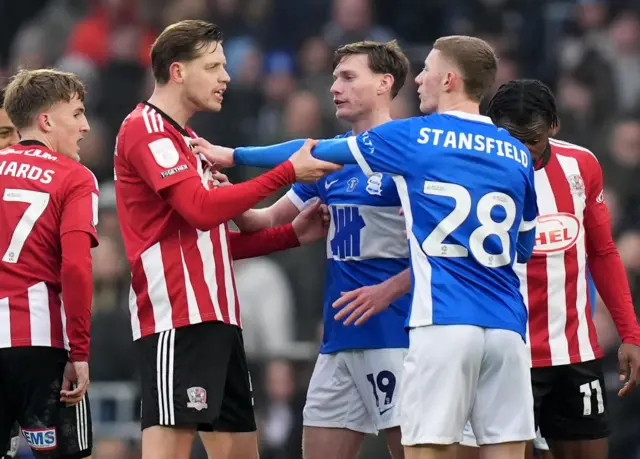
401, 325, 484, 446
471, 329, 535, 445
540, 360, 610, 441
303, 353, 374, 434
351, 348, 406, 432
136, 322, 233, 431
214, 328, 256, 433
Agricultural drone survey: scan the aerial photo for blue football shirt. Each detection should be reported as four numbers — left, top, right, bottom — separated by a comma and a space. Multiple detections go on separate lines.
346, 111, 538, 339
288, 136, 410, 354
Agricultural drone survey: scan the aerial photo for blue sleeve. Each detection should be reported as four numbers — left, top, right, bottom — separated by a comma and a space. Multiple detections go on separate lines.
233, 138, 359, 167
287, 182, 320, 210
347, 119, 411, 176
516, 166, 538, 263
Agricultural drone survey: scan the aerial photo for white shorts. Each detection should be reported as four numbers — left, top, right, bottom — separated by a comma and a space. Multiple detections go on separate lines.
461, 423, 549, 451
400, 325, 535, 446
303, 348, 406, 434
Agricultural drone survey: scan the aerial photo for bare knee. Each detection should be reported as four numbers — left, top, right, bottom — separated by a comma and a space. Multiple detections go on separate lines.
404, 444, 457, 459
142, 426, 195, 459
479, 441, 526, 459
302, 426, 365, 459
200, 431, 259, 459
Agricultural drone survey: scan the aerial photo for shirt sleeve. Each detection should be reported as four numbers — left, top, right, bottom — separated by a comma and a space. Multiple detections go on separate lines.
286, 182, 320, 211
125, 129, 200, 193
582, 153, 609, 230
346, 119, 412, 176
60, 167, 100, 247
516, 166, 538, 263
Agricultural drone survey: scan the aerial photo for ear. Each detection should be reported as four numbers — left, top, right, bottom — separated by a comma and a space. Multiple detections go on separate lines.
378, 74, 395, 97
442, 71, 457, 93
169, 62, 186, 84
37, 113, 53, 133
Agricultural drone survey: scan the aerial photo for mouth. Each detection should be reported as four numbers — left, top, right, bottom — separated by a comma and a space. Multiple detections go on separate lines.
214, 88, 226, 101
334, 100, 346, 107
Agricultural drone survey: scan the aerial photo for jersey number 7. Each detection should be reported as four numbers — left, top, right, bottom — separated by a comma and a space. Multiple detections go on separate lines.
422, 181, 517, 268
2, 189, 50, 264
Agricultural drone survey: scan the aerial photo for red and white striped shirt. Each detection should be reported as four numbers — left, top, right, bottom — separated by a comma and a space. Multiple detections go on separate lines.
517, 138, 640, 367
115, 103, 240, 341
518, 139, 603, 367
0, 142, 99, 354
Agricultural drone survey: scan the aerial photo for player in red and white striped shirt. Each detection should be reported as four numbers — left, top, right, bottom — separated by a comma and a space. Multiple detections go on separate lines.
115, 20, 339, 459
0, 70, 97, 458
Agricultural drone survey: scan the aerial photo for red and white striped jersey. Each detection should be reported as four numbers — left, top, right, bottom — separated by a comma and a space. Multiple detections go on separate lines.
516, 138, 607, 367
114, 102, 240, 341
0, 142, 99, 350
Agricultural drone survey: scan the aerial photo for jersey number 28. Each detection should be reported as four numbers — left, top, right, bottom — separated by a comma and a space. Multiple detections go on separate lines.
422, 181, 516, 268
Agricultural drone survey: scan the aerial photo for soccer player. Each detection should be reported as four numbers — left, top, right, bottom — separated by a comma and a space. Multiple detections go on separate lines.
0, 89, 20, 459
199, 35, 539, 459
228, 41, 411, 459
114, 20, 339, 459
0, 69, 98, 458
457, 80, 640, 459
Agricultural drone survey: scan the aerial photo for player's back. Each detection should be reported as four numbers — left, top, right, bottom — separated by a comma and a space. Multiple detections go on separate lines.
396, 113, 536, 337
0, 141, 98, 347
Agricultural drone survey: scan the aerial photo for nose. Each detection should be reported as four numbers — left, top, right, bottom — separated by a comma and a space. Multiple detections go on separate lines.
414, 72, 423, 86
221, 68, 231, 84
330, 81, 341, 95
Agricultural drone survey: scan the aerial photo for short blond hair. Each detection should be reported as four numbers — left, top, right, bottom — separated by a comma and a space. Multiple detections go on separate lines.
3, 69, 87, 129
433, 36, 498, 102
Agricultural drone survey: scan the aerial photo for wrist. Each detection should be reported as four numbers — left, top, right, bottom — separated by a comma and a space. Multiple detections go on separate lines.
70, 351, 89, 363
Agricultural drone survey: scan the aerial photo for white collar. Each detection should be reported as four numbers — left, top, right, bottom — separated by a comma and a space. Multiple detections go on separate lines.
443, 110, 494, 125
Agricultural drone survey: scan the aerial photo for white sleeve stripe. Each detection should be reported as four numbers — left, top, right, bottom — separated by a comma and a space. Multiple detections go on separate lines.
156, 113, 164, 132
285, 189, 308, 211
519, 218, 537, 232
347, 136, 374, 176
142, 105, 153, 133
149, 110, 159, 132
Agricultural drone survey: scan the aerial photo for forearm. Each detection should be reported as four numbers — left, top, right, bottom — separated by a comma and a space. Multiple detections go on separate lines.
381, 269, 412, 302
587, 223, 640, 345
61, 231, 93, 362
229, 224, 300, 259
233, 208, 274, 232
164, 162, 295, 230
233, 138, 357, 167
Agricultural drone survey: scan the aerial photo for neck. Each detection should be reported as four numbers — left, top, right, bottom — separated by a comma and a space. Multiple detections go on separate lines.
437, 93, 480, 115
148, 85, 194, 127
349, 107, 393, 135
18, 129, 56, 151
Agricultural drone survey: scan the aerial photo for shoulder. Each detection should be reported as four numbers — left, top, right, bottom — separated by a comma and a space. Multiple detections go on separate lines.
549, 138, 598, 163
119, 104, 175, 146
65, 161, 100, 192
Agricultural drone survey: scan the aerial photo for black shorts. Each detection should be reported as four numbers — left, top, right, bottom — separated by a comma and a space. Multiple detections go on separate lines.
136, 321, 256, 432
0, 347, 92, 459
532, 359, 610, 441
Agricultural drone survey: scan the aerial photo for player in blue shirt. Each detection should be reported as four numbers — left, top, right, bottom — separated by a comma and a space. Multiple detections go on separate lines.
227, 41, 411, 459
198, 36, 538, 459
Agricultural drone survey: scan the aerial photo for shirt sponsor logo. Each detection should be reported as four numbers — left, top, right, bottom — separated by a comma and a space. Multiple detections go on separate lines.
22, 428, 57, 451
533, 212, 581, 254
160, 164, 188, 178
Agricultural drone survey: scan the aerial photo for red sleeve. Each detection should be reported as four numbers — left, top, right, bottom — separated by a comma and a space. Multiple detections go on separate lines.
582, 154, 640, 346
163, 161, 296, 230
60, 168, 99, 248
125, 130, 200, 193
229, 224, 300, 260
61, 231, 93, 362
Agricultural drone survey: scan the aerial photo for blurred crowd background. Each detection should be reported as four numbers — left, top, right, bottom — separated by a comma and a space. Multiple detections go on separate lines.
2, 0, 640, 457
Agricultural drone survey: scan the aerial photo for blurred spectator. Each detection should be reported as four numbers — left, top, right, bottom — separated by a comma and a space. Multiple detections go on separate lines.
236, 257, 296, 359
323, 0, 396, 48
